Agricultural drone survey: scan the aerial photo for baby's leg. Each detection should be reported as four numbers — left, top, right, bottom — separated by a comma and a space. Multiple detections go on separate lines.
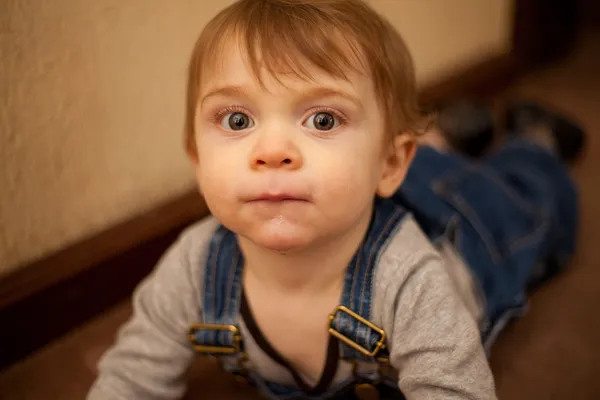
485, 101, 585, 287
395, 99, 584, 344
422, 99, 584, 283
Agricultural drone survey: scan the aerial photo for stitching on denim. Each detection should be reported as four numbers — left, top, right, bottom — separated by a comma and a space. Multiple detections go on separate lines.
348, 251, 361, 346
208, 233, 220, 321
447, 191, 502, 264
432, 161, 555, 264
223, 247, 239, 325
209, 231, 222, 344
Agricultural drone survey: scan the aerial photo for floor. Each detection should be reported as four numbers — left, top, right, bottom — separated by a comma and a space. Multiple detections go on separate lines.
1, 32, 600, 400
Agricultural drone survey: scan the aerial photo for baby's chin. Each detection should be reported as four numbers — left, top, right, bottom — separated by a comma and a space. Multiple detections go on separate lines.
243, 219, 316, 253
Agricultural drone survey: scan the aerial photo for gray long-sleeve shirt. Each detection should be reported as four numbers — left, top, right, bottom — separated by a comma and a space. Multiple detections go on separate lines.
87, 215, 497, 399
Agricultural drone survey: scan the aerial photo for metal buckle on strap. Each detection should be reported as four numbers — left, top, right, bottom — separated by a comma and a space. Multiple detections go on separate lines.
188, 323, 242, 354
328, 305, 387, 357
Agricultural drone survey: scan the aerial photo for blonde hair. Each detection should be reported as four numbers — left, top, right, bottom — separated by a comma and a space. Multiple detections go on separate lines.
185, 0, 422, 157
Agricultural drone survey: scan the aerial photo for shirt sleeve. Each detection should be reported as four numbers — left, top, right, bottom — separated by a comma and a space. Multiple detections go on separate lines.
389, 255, 498, 400
86, 235, 201, 400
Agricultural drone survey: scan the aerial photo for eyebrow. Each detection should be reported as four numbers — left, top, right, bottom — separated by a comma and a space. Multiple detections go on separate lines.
200, 85, 363, 109
200, 85, 249, 108
298, 87, 363, 108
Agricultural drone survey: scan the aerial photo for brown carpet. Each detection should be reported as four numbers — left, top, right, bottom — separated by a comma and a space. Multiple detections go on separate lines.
1, 32, 599, 400
488, 31, 600, 399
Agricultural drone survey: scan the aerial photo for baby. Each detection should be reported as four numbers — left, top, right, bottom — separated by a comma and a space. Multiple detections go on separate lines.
87, 0, 583, 399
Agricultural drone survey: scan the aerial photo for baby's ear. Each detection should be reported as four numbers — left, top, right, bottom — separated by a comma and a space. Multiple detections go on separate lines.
376, 133, 416, 198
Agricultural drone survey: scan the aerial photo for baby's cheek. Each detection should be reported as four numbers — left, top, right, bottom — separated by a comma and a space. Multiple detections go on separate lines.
195, 156, 233, 199
319, 165, 374, 208
199, 170, 234, 201
198, 175, 238, 224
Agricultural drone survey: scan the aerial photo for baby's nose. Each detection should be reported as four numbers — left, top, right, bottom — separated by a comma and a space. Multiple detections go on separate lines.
250, 139, 303, 170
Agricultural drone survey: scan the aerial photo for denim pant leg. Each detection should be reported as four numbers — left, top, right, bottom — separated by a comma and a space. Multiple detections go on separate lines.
484, 140, 579, 273
393, 139, 579, 337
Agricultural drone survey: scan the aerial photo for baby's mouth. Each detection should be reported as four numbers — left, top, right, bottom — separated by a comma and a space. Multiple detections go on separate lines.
248, 192, 310, 203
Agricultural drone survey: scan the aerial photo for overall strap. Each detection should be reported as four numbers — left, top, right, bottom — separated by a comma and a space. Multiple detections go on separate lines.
328, 198, 407, 378
188, 225, 247, 373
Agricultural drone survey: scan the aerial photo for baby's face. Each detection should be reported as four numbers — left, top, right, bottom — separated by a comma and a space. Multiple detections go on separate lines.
192, 43, 401, 253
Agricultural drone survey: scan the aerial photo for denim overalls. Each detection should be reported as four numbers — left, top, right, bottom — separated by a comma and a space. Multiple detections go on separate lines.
395, 140, 578, 348
188, 138, 578, 399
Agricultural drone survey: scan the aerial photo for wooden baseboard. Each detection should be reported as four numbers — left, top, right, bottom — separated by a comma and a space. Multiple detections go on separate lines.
2, 0, 582, 369
0, 192, 208, 370
419, 54, 523, 107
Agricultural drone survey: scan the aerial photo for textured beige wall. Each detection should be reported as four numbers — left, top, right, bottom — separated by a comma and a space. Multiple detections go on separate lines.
0, 0, 513, 275
368, 0, 514, 85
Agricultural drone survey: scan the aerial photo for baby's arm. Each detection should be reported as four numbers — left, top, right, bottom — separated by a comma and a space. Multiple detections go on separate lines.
389, 255, 497, 400
87, 234, 200, 400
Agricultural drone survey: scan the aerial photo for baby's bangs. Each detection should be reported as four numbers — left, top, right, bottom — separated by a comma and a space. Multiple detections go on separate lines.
244, 10, 368, 86
199, 2, 370, 88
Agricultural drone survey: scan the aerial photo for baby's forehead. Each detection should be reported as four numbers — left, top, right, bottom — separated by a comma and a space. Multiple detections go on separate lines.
198, 36, 373, 100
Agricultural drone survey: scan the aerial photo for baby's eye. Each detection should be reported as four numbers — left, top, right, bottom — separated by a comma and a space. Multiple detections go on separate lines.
220, 112, 254, 131
304, 112, 340, 131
